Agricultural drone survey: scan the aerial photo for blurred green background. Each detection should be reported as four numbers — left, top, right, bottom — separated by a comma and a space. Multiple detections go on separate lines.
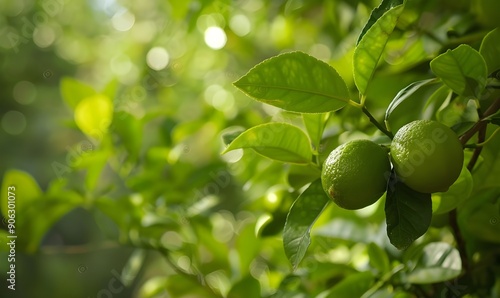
0, 0, 499, 297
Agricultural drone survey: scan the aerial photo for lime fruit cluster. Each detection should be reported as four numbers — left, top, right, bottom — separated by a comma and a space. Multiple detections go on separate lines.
390, 120, 464, 193
321, 139, 391, 210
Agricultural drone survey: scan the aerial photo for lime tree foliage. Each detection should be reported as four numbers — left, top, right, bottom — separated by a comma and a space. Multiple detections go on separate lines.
1, 0, 500, 297
223, 1, 500, 297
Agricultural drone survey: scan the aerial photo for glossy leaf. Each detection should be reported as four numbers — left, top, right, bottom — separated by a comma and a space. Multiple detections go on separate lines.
385, 79, 438, 122
430, 44, 488, 98
283, 179, 330, 269
480, 28, 500, 75
406, 242, 462, 284
234, 51, 350, 113
353, 4, 405, 95
60, 77, 97, 109
385, 171, 432, 250
222, 123, 313, 164
357, 0, 405, 44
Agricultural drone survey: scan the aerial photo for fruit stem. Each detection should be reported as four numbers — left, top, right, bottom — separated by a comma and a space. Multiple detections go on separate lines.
361, 106, 394, 139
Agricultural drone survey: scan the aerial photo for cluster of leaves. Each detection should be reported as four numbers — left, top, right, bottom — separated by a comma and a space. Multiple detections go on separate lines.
223, 0, 500, 295
1, 0, 500, 297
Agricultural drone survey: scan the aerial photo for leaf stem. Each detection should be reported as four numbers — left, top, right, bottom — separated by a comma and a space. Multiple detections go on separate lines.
361, 106, 394, 139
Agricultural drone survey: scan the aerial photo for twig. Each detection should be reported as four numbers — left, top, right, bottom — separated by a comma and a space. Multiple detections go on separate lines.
361, 106, 394, 139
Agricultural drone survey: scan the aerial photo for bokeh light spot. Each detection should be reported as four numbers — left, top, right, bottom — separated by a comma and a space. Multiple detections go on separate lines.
13, 81, 37, 105
146, 47, 170, 71
204, 26, 227, 50
2, 111, 27, 135
229, 14, 251, 36
112, 10, 135, 31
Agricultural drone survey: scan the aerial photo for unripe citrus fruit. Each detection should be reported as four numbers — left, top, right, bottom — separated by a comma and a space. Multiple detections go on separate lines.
321, 139, 391, 210
390, 120, 464, 193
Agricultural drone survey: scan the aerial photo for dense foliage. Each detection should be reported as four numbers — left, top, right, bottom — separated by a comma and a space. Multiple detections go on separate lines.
1, 0, 500, 297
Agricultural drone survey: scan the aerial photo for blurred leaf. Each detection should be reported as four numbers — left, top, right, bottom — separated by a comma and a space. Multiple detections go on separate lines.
235, 222, 261, 275
113, 111, 143, 159
234, 51, 350, 113
405, 242, 462, 284
367, 242, 391, 274
74, 94, 114, 137
1, 169, 42, 219
430, 44, 488, 98
121, 249, 146, 287
326, 271, 375, 298
479, 28, 500, 75
165, 274, 219, 298
283, 179, 329, 269
314, 218, 374, 243
223, 123, 313, 164
385, 171, 432, 250
302, 113, 329, 151
138, 276, 168, 298
287, 164, 321, 189
357, 0, 405, 44
60, 77, 97, 109
353, 4, 405, 95
227, 275, 261, 298
432, 165, 473, 214
385, 79, 438, 123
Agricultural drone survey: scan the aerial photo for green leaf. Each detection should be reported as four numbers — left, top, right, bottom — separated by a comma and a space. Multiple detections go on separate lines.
367, 242, 391, 274
432, 165, 473, 214
222, 123, 313, 164
1, 169, 42, 218
221, 127, 245, 147
234, 51, 350, 113
385, 79, 439, 122
60, 77, 97, 109
74, 94, 114, 137
120, 249, 146, 287
385, 171, 432, 250
113, 111, 143, 159
302, 113, 329, 152
353, 4, 405, 95
283, 179, 330, 269
357, 0, 405, 44
480, 28, 500, 75
405, 242, 462, 284
227, 275, 261, 298
287, 164, 321, 190
326, 271, 375, 298
430, 44, 488, 98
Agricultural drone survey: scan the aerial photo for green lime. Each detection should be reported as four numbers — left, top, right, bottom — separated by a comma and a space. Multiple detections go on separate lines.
390, 120, 464, 193
321, 139, 391, 210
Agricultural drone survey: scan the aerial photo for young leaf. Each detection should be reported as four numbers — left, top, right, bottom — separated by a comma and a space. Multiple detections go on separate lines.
353, 4, 405, 95
385, 171, 432, 250
74, 94, 114, 137
357, 0, 405, 44
222, 123, 313, 164
430, 44, 488, 98
302, 113, 329, 151
480, 28, 500, 75
1, 169, 42, 219
405, 242, 462, 284
234, 51, 350, 113
385, 79, 439, 122
283, 179, 330, 269
60, 77, 97, 109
